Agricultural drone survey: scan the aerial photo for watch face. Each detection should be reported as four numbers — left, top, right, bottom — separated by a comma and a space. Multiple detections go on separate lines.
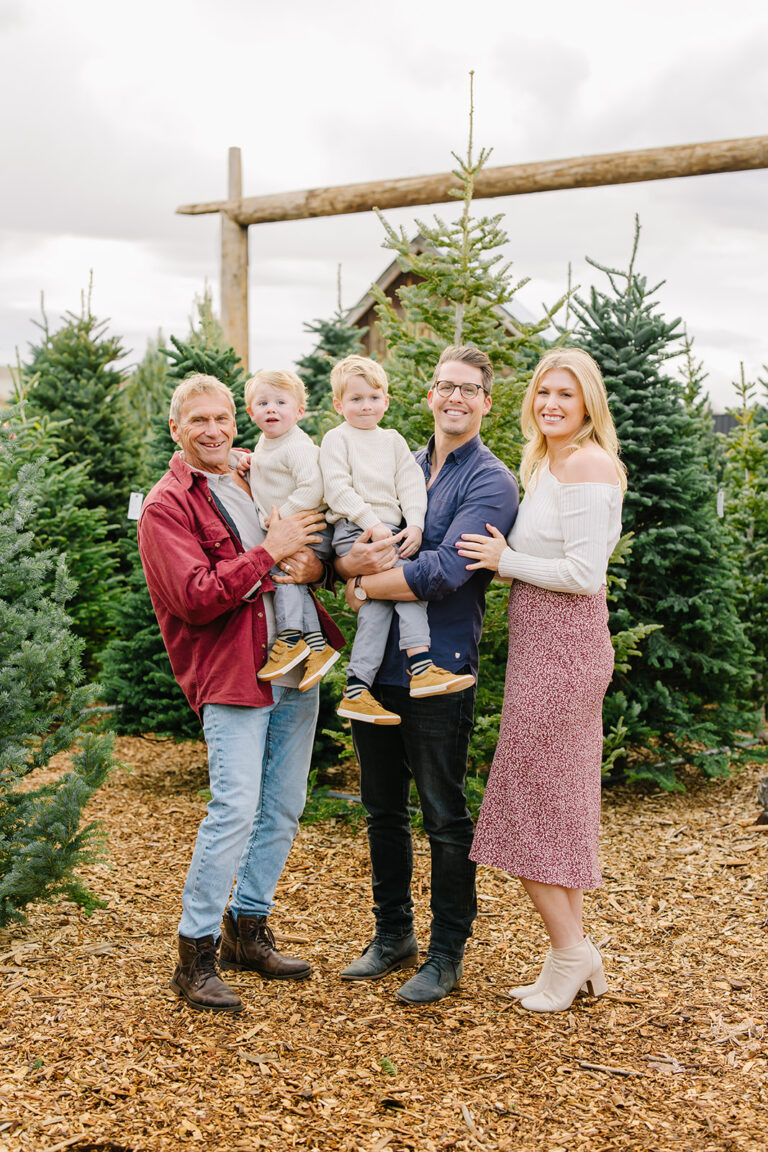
354, 586, 366, 601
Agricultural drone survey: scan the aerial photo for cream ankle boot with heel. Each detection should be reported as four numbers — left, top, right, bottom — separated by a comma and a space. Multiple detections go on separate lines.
519, 937, 607, 1013
512, 935, 604, 1001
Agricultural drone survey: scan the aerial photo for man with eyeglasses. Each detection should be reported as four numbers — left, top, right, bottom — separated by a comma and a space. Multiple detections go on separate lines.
335, 345, 519, 1003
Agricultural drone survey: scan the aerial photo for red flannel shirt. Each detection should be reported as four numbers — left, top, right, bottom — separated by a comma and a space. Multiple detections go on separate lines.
138, 453, 345, 716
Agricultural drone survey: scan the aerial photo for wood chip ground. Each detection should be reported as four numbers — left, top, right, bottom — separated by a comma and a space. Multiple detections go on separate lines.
1, 737, 766, 1151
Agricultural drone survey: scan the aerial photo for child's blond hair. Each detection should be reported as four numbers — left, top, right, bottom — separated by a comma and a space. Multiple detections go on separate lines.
330, 355, 388, 402
244, 369, 306, 410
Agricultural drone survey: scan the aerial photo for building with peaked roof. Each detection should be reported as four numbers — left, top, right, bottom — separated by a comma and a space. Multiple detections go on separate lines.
344, 235, 535, 361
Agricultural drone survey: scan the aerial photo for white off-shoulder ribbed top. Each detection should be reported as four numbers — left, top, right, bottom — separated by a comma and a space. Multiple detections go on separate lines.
497, 461, 623, 595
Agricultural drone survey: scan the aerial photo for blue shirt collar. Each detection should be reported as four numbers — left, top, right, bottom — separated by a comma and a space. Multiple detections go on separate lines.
424, 433, 482, 467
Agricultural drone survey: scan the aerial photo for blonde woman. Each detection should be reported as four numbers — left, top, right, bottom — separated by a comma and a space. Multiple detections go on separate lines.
456, 348, 626, 1013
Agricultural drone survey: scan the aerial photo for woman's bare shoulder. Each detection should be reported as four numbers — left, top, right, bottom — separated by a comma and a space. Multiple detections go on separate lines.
560, 444, 619, 485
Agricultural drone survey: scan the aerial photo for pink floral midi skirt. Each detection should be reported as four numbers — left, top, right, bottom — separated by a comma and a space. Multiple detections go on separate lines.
470, 581, 614, 890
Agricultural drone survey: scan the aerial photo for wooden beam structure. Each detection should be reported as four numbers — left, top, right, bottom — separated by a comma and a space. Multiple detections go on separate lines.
180, 136, 768, 226
184, 136, 768, 367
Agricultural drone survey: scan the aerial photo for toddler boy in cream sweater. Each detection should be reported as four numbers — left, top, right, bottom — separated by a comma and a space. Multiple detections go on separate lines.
245, 369, 339, 691
321, 355, 474, 725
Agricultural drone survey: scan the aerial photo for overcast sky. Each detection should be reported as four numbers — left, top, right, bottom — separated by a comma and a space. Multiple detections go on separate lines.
1, 0, 766, 410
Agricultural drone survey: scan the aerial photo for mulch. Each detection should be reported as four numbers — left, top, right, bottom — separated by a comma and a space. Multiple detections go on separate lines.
1, 736, 766, 1152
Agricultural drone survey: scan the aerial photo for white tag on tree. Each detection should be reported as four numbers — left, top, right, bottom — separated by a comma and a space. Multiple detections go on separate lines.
127, 492, 144, 521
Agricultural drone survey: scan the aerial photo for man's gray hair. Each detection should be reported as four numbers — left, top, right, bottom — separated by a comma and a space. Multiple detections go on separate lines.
169, 374, 236, 425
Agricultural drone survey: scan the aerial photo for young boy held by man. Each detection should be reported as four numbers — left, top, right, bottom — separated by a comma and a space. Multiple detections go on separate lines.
244, 368, 339, 691
320, 355, 474, 725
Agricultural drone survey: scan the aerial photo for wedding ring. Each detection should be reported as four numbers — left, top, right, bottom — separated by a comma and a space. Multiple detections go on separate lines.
284, 564, 291, 573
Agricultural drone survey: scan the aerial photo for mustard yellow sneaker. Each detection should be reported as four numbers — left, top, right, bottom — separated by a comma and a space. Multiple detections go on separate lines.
257, 637, 309, 680
409, 664, 475, 698
337, 689, 401, 725
298, 644, 341, 692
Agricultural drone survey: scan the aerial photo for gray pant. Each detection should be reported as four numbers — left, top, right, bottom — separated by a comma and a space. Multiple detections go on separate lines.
271, 522, 333, 636
332, 519, 430, 686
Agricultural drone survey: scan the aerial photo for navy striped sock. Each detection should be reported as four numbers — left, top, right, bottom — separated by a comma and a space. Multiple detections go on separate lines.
345, 676, 368, 700
407, 653, 433, 677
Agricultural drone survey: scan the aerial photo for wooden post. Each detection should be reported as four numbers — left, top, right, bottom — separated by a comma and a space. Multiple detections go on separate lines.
220, 147, 249, 370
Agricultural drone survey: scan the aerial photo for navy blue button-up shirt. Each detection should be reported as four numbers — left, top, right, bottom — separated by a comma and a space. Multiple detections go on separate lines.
376, 433, 519, 687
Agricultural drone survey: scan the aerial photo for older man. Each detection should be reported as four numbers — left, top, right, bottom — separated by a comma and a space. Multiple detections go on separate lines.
138, 373, 343, 1013
336, 345, 519, 1004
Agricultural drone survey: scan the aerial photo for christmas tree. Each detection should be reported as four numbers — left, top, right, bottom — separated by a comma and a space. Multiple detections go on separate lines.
370, 81, 558, 465
722, 364, 768, 718
0, 425, 115, 927
573, 220, 755, 786
2, 396, 120, 671
19, 286, 131, 527
295, 267, 366, 438
118, 331, 169, 487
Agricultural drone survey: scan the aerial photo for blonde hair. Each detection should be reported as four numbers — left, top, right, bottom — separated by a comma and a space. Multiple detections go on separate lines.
519, 348, 627, 492
169, 374, 235, 425
330, 355, 388, 401
244, 368, 306, 409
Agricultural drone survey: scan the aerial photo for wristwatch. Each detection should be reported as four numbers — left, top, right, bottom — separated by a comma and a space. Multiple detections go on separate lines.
353, 575, 368, 602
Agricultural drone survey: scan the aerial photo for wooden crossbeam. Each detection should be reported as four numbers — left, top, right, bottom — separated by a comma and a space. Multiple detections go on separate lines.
178, 135, 768, 226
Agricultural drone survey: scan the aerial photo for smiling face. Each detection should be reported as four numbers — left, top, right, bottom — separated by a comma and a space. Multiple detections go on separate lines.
169, 390, 237, 474
427, 360, 492, 444
533, 368, 587, 445
333, 377, 389, 430
247, 381, 305, 439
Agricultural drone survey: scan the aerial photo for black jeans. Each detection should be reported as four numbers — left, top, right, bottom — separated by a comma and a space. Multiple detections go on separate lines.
351, 683, 477, 962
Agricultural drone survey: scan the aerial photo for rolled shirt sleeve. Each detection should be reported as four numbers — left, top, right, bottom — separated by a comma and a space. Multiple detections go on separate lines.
405, 461, 519, 601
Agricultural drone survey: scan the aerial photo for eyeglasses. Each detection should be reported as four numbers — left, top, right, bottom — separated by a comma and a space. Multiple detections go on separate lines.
434, 381, 487, 399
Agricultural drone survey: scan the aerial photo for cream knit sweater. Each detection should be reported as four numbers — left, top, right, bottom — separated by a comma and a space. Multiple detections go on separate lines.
498, 461, 622, 595
249, 424, 324, 530
319, 422, 427, 531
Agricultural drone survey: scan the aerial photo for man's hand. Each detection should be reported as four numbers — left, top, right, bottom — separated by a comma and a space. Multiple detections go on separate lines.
335, 526, 402, 579
272, 546, 324, 585
263, 507, 326, 565
397, 525, 422, 560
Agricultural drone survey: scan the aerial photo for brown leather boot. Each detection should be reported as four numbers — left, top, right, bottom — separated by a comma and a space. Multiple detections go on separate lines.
219, 910, 311, 980
170, 934, 243, 1013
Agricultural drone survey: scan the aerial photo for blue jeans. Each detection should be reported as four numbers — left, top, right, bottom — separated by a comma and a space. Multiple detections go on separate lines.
351, 683, 477, 962
178, 686, 319, 939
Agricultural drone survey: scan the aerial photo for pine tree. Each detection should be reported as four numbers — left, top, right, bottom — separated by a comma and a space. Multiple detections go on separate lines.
296, 270, 366, 438
572, 220, 755, 787
119, 331, 169, 488
678, 330, 722, 477
0, 407, 120, 669
101, 305, 251, 738
722, 364, 768, 717
370, 81, 558, 466
19, 287, 131, 526
0, 425, 115, 927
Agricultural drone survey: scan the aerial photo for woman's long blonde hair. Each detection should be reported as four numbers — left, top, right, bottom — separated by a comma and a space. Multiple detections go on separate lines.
519, 348, 627, 492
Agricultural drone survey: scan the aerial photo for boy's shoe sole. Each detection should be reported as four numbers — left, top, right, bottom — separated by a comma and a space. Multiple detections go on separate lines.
409, 672, 475, 697
336, 705, 401, 725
